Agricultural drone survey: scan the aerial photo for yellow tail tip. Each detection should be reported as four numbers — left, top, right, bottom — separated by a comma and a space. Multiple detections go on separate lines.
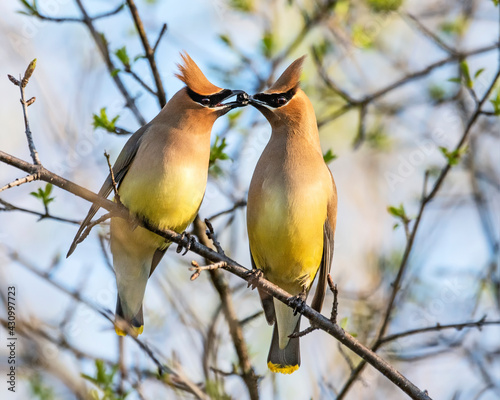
114, 325, 144, 337
267, 362, 299, 374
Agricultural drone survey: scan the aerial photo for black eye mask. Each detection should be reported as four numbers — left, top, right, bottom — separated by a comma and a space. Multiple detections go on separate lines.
187, 88, 233, 108
252, 86, 298, 108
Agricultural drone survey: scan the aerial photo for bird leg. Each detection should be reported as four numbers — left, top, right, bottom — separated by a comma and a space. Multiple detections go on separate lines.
246, 268, 264, 290
290, 286, 307, 316
176, 231, 196, 256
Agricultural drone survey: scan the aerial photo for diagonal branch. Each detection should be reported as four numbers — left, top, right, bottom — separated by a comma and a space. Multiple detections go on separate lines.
0, 149, 431, 400
126, 0, 167, 108
317, 43, 499, 128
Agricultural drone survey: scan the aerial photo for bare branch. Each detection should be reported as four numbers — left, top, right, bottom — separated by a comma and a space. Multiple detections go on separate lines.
189, 260, 227, 281
380, 317, 500, 344
104, 151, 120, 204
0, 198, 80, 224
0, 173, 39, 192
126, 0, 167, 107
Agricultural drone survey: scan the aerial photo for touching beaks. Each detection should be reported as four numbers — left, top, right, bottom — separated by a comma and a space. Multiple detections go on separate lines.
218, 90, 249, 109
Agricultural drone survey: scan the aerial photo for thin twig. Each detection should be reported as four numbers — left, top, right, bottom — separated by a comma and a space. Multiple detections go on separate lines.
204, 219, 225, 255
318, 43, 499, 127
0, 174, 39, 192
403, 12, 457, 55
29, 3, 125, 23
153, 23, 168, 54
104, 151, 120, 203
0, 198, 80, 224
18, 59, 41, 165
189, 260, 227, 281
327, 274, 338, 324
380, 317, 500, 344
126, 0, 167, 108
74, 213, 112, 248
207, 200, 247, 222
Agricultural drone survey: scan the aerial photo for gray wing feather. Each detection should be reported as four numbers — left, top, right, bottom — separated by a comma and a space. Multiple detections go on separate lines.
66, 123, 150, 257
250, 249, 275, 325
310, 219, 334, 313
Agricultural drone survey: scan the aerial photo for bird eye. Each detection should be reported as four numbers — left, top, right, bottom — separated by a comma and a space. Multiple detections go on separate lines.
201, 98, 211, 106
276, 97, 287, 106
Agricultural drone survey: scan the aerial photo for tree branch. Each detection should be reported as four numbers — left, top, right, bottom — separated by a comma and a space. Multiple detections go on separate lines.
126, 0, 167, 108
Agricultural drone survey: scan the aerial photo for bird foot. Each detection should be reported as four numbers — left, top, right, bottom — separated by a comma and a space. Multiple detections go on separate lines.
176, 231, 196, 256
246, 269, 264, 290
290, 287, 307, 316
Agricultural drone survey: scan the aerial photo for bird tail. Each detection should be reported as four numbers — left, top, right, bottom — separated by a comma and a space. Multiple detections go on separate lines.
114, 295, 144, 337
267, 316, 301, 374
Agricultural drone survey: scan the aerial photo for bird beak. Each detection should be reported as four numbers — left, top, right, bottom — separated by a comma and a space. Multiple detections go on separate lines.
218, 90, 249, 110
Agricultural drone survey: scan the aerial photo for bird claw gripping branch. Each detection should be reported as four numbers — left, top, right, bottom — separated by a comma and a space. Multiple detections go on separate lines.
246, 268, 264, 290
176, 231, 196, 256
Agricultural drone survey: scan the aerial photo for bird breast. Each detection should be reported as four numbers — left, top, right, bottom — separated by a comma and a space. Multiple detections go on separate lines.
118, 135, 209, 233
247, 146, 331, 294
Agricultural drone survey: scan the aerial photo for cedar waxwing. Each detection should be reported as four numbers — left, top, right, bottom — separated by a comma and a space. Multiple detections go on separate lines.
67, 53, 248, 336
247, 56, 337, 373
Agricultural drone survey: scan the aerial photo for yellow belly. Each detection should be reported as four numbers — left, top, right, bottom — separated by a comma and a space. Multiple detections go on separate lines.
248, 184, 327, 295
118, 163, 207, 234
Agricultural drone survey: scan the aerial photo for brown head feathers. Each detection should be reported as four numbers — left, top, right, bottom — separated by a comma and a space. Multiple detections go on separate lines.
266, 55, 306, 94
175, 52, 222, 96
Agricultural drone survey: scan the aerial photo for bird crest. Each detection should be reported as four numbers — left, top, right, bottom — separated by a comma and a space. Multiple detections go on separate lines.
175, 52, 222, 95
266, 55, 306, 94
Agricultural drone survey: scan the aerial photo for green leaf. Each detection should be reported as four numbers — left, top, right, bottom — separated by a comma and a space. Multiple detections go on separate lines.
227, 109, 243, 127
219, 34, 232, 47
114, 46, 130, 67
98, 32, 108, 47
387, 203, 406, 219
428, 84, 446, 101
492, 0, 499, 6
460, 60, 472, 88
261, 31, 275, 58
81, 360, 125, 400
440, 16, 467, 36
111, 68, 121, 77
366, 0, 402, 12
489, 89, 500, 115
19, 0, 37, 15
323, 149, 337, 164
448, 77, 461, 83
340, 317, 348, 330
209, 136, 231, 177
29, 373, 55, 400
352, 24, 375, 49
312, 40, 332, 62
474, 68, 485, 79
439, 146, 467, 166
229, 0, 253, 12
30, 184, 55, 209
93, 108, 120, 133
387, 203, 411, 225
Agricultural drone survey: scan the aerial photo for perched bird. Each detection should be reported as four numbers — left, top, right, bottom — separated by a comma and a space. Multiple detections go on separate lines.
247, 56, 337, 373
67, 52, 248, 337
